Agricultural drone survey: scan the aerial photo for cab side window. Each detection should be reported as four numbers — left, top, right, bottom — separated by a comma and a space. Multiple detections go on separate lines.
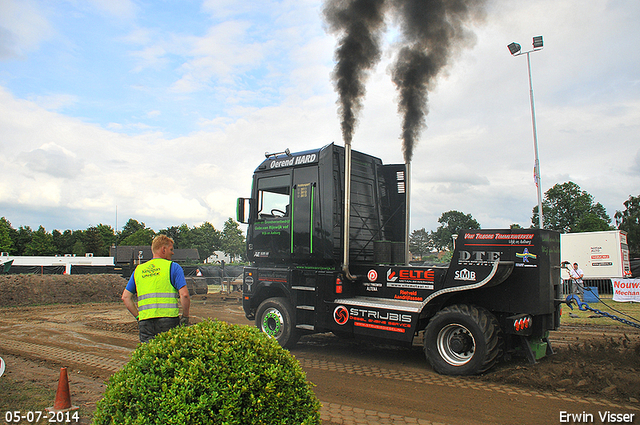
257, 175, 290, 219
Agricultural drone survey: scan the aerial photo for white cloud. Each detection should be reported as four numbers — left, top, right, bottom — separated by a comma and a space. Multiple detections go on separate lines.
87, 0, 136, 20
1, 0, 639, 235
171, 21, 267, 93
0, 0, 53, 58
17, 142, 82, 179
30, 93, 79, 110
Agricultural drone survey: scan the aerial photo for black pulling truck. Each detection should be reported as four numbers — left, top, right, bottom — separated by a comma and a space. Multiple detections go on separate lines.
237, 143, 562, 375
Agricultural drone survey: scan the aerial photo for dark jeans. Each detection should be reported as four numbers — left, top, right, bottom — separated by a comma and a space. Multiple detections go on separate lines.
571, 280, 584, 301
138, 316, 180, 343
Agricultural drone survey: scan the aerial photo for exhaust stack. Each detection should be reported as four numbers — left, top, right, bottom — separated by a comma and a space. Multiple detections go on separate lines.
405, 161, 411, 265
342, 142, 356, 280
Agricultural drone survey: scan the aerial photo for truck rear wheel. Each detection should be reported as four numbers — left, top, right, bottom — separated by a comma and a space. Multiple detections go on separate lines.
255, 297, 299, 348
424, 304, 503, 375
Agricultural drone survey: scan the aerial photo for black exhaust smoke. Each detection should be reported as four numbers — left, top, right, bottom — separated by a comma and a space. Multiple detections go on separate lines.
323, 0, 388, 145
324, 0, 485, 269
324, 0, 486, 158
391, 0, 486, 163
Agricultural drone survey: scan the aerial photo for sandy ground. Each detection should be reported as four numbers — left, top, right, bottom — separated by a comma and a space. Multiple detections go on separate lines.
1, 274, 639, 424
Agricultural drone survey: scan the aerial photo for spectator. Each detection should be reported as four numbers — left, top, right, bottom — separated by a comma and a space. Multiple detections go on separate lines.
568, 262, 584, 301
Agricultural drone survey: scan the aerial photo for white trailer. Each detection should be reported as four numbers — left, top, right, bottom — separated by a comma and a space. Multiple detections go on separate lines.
560, 230, 631, 295
0, 253, 114, 274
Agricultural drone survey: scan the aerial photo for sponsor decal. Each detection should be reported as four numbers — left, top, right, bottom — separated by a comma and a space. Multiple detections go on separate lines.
367, 269, 378, 282
333, 306, 349, 325
591, 254, 610, 260
592, 262, 613, 267
464, 232, 534, 245
399, 269, 434, 281
348, 307, 413, 333
393, 290, 423, 301
364, 282, 382, 292
515, 248, 537, 263
349, 307, 412, 323
386, 268, 435, 289
387, 268, 398, 282
254, 219, 290, 235
454, 268, 476, 281
458, 250, 501, 266
269, 153, 317, 169
253, 251, 270, 258
354, 322, 406, 333
464, 232, 534, 240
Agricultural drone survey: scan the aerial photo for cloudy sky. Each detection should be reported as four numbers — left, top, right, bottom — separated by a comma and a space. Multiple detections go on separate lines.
1, 0, 638, 236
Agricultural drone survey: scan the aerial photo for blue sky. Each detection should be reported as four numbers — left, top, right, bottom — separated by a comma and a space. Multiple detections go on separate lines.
1, 0, 639, 235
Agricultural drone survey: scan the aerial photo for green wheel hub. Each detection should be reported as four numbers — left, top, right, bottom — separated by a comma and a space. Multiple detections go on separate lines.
262, 308, 284, 338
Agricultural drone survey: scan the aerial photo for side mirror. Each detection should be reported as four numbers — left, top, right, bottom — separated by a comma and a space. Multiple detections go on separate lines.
237, 198, 250, 224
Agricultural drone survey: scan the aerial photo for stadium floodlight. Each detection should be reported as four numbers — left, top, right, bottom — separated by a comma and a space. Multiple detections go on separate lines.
507, 36, 545, 229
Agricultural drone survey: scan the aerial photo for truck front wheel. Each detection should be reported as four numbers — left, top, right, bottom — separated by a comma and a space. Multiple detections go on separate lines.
255, 298, 299, 348
424, 304, 503, 375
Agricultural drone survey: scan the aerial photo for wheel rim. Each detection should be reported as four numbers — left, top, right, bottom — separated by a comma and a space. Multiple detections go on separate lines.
261, 307, 284, 338
436, 323, 476, 366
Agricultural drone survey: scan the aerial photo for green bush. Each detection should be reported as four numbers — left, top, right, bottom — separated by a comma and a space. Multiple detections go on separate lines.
92, 320, 320, 425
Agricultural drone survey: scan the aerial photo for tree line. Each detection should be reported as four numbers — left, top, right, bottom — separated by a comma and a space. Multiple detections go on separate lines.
3, 182, 639, 263
0, 217, 246, 263
410, 182, 640, 261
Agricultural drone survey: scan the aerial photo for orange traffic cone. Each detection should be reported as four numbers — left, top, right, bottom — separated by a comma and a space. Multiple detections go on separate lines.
46, 367, 79, 412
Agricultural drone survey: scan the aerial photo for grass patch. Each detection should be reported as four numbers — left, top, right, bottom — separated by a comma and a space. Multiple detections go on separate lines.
0, 376, 95, 424
0, 376, 55, 410
562, 296, 640, 326
0, 376, 57, 424
207, 284, 222, 293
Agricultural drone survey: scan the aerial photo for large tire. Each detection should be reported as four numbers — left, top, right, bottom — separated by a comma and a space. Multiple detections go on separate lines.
424, 304, 503, 375
255, 298, 300, 348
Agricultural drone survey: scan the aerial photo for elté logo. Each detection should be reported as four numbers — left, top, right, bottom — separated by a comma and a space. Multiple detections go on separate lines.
387, 269, 398, 282
387, 268, 433, 282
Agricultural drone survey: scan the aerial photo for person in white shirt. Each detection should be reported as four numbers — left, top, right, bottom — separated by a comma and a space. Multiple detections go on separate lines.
568, 262, 584, 300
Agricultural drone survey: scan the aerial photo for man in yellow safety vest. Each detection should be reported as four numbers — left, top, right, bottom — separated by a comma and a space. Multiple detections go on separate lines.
122, 235, 191, 342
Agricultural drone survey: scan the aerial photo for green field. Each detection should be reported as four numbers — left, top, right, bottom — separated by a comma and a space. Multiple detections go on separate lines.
562, 295, 640, 327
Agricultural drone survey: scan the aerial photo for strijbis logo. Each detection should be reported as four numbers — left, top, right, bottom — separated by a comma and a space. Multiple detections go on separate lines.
334, 306, 349, 325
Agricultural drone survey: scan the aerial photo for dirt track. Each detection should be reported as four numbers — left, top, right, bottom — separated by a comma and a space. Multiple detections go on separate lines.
1, 275, 639, 424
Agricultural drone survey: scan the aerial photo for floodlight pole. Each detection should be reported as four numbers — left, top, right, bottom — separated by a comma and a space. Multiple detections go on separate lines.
508, 37, 544, 229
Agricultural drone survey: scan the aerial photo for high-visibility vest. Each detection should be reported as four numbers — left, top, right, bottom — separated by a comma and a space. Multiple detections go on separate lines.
134, 258, 179, 320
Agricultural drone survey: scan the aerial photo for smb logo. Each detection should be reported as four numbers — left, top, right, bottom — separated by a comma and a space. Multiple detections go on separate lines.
454, 268, 476, 281
516, 248, 537, 263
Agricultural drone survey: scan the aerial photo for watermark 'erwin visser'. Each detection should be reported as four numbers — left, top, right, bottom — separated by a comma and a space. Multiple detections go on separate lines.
559, 410, 635, 423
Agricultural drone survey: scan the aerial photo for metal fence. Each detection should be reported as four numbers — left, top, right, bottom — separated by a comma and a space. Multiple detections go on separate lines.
561, 278, 613, 297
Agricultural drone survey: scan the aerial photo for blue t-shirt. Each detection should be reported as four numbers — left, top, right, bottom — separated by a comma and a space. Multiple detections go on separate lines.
126, 261, 187, 294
